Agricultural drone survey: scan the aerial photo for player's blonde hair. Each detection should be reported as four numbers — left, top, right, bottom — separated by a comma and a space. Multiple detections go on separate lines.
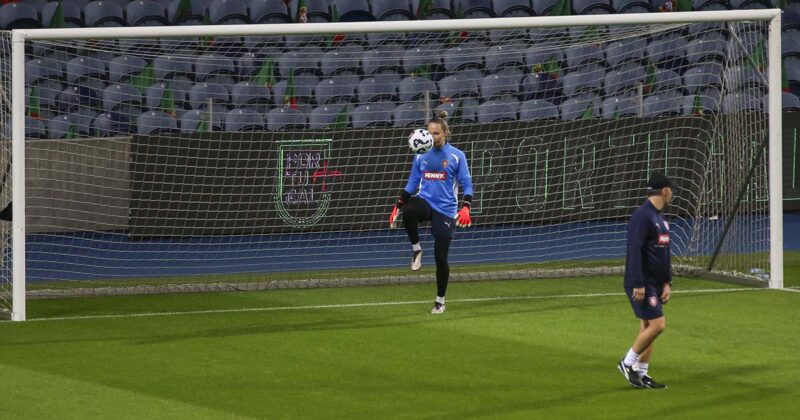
427, 110, 450, 137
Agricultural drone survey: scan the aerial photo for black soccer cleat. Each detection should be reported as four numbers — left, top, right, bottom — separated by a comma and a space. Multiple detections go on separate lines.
641, 375, 666, 389
411, 250, 422, 271
617, 360, 645, 388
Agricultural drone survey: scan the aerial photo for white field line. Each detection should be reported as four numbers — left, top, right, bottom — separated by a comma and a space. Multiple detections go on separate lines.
18, 287, 776, 323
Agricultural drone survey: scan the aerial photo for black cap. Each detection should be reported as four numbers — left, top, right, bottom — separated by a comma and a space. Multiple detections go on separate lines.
646, 173, 672, 192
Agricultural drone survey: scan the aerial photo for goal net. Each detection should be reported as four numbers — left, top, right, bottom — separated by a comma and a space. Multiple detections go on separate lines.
0, 10, 783, 320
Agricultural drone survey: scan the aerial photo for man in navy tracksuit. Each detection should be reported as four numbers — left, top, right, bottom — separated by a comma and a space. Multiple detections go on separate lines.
617, 173, 673, 389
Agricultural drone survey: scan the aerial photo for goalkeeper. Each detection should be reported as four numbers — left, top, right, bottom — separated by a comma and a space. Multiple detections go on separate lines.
389, 110, 473, 314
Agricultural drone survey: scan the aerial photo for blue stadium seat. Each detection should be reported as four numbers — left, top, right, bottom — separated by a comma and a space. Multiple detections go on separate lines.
519, 99, 559, 121
436, 99, 478, 123
92, 112, 133, 136
321, 46, 364, 77
477, 100, 519, 123
231, 81, 272, 113
332, 0, 375, 21
366, 32, 407, 47
372, 0, 414, 20
687, 22, 727, 39
454, 0, 496, 18
604, 65, 646, 96
724, 66, 765, 93
729, 0, 773, 9
289, 0, 330, 21
154, 55, 195, 82
393, 102, 429, 127
224, 108, 266, 131
208, 0, 252, 24
63, 0, 93, 10
532, 0, 562, 16
126, 1, 169, 26
309, 105, 351, 129
0, 3, 41, 29
180, 109, 224, 133
48, 112, 94, 139
524, 48, 564, 72
562, 67, 604, 97
443, 43, 487, 73
681, 88, 721, 115
28, 85, 60, 113
722, 92, 761, 113
613, 0, 653, 12
26, 58, 65, 86
266, 107, 306, 130
604, 37, 646, 69
693, 0, 730, 11
234, 52, 260, 79
58, 85, 102, 113
315, 78, 357, 105
352, 103, 394, 128
102, 84, 143, 115
775, 92, 800, 112
67, 56, 108, 90
560, 94, 601, 120
493, 0, 535, 17
26, 117, 48, 139
683, 63, 724, 94
273, 77, 316, 109
358, 76, 400, 103
573, 0, 614, 14
195, 54, 236, 85
601, 95, 640, 119
399, 76, 438, 102
643, 92, 683, 117
480, 74, 521, 101
784, 38, 800, 58
249, 0, 291, 23
646, 35, 688, 71
168, 0, 206, 24
145, 82, 189, 112
403, 46, 445, 75
42, 1, 83, 27
652, 68, 683, 94
109, 56, 149, 84
520, 72, 563, 102
565, 44, 605, 69
685, 34, 727, 65
189, 82, 231, 110
438, 73, 481, 100
278, 48, 323, 77
411, 0, 454, 19
362, 48, 404, 75
84, 1, 126, 27
136, 110, 179, 135
484, 43, 527, 73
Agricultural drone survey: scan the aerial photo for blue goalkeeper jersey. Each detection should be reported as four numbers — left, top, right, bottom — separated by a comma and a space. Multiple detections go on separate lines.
404, 142, 473, 218
624, 199, 673, 289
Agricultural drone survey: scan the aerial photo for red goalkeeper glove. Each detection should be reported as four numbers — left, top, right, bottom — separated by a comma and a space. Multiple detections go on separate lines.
456, 205, 471, 228
389, 206, 401, 229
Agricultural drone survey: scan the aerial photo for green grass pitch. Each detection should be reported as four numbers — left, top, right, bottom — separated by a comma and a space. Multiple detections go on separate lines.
1, 253, 799, 419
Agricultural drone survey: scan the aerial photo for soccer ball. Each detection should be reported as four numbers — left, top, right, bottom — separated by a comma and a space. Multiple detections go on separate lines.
408, 128, 433, 154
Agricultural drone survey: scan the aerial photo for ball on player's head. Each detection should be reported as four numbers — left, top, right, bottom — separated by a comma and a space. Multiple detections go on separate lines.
408, 128, 433, 154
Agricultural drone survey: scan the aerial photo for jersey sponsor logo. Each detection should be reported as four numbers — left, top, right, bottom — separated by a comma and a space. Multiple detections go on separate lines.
648, 296, 659, 307
441, 160, 449, 168
423, 171, 447, 181
657, 233, 670, 245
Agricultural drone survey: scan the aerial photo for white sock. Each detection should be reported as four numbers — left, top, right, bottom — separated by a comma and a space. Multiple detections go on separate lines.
435, 296, 445, 304
623, 348, 640, 366
637, 362, 649, 378
412, 243, 421, 252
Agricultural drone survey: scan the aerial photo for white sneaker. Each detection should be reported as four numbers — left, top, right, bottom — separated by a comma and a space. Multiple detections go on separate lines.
431, 302, 446, 314
411, 250, 422, 271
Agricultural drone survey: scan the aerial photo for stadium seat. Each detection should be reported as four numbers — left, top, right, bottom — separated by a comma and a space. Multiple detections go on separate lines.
729, 0, 774, 9
195, 55, 236, 85
643, 92, 683, 117
273, 77, 316, 109
532, 0, 562, 15
189, 82, 231, 110
352, 103, 394, 128
231, 82, 272, 113
366, 32, 407, 47
92, 112, 133, 136
358, 76, 400, 103
249, 0, 291, 23
652, 68, 683, 94
393, 102, 429, 127
573, 0, 614, 14
208, 0, 252, 24
562, 67, 604, 97
67, 56, 108, 90
613, 0, 653, 12
601, 95, 640, 119
278, 48, 323, 77
685, 34, 728, 65
436, 99, 478, 123
683, 63, 724, 94
234, 52, 260, 79
267, 107, 306, 130
784, 38, 800, 59
477, 99, 519, 123
724, 66, 765, 93
682, 93, 716, 115
604, 37, 646, 69
25, 117, 48, 139
480, 74, 521, 101
309, 105, 351, 129
109, 56, 149, 84
454, 0, 496, 18
315, 78, 357, 105
180, 109, 224, 133
775, 92, 800, 112
492, 0, 535, 17
0, 3, 41, 29
167, 0, 206, 25
443, 43, 487, 73
27, 84, 61, 113
145, 82, 188, 113
84, 1, 126, 27
484, 43, 527, 73
42, 1, 83, 27
26, 58, 65, 86
321, 46, 364, 77
722, 92, 761, 113
693, 0, 730, 11
604, 65, 646, 96
126, 1, 169, 26
136, 110, 179, 135
58, 85, 102, 113
102, 84, 143, 115
362, 48, 404, 75
438, 73, 480, 100
48, 112, 94, 139
565, 44, 605, 69
403, 46, 445, 75
332, 0, 375, 22
289, 0, 331, 21
372, 0, 414, 20
521, 72, 563, 102
519, 99, 560, 121
411, 0, 454, 19
224, 108, 266, 131
154, 55, 195, 82
399, 76, 438, 102
524, 48, 564, 71
560, 94, 601, 120
646, 35, 688, 71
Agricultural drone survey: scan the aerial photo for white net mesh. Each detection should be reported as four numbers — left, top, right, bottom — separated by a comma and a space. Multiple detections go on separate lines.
0, 32, 10, 312
10, 17, 775, 297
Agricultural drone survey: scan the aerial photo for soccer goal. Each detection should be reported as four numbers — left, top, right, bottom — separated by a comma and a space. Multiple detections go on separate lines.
0, 9, 783, 321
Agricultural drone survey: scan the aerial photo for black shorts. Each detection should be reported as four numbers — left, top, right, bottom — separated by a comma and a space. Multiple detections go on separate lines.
407, 196, 456, 239
625, 285, 664, 320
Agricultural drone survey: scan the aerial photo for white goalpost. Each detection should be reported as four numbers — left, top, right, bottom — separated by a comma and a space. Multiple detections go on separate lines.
0, 10, 784, 321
